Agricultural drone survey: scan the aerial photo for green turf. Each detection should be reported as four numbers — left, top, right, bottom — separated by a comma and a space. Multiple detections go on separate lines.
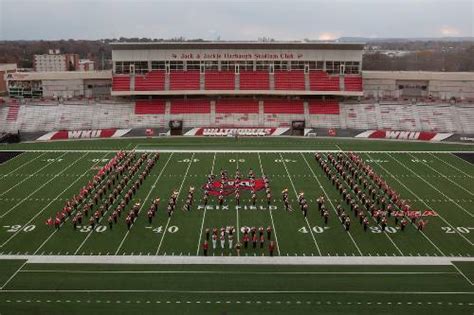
0, 138, 473, 314
0, 262, 473, 314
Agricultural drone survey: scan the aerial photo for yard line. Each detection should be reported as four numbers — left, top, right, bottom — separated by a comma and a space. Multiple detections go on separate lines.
390, 153, 474, 221
365, 153, 448, 256
0, 152, 46, 181
301, 153, 363, 256
114, 153, 174, 255
18, 270, 457, 275
155, 153, 195, 255
0, 152, 68, 197
0, 289, 472, 295
0, 261, 27, 290
32, 152, 111, 255
195, 153, 216, 255
0, 152, 76, 219
451, 263, 474, 286
410, 153, 474, 197
257, 152, 281, 256
374, 153, 472, 249
279, 153, 322, 256
430, 153, 472, 179
0, 153, 90, 248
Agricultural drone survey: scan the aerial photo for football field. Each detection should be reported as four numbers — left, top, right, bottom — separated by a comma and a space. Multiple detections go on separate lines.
0, 137, 473, 313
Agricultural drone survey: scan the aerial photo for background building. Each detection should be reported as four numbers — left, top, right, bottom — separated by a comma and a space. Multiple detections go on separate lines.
34, 50, 80, 72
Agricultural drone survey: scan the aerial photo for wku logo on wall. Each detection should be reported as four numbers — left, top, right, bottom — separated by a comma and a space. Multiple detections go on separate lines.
355, 130, 453, 141
204, 178, 265, 196
37, 129, 131, 141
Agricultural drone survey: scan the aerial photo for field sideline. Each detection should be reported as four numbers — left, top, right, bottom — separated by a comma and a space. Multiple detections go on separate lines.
0, 137, 473, 313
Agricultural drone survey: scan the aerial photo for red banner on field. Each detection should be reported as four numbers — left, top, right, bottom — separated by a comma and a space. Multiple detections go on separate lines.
37, 129, 131, 141
355, 130, 452, 141
184, 127, 289, 137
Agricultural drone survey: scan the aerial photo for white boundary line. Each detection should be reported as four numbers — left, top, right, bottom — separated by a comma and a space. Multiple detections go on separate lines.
381, 153, 473, 247
407, 152, 474, 198
391, 153, 474, 221
0, 254, 473, 265
195, 152, 216, 255
0, 152, 46, 181
155, 153, 195, 255
32, 152, 111, 255
18, 270, 456, 275
301, 153, 364, 256
430, 153, 473, 179
0, 152, 68, 198
0, 260, 27, 290
0, 289, 472, 294
0, 153, 90, 248
257, 152, 281, 256
364, 152, 448, 256
451, 263, 474, 286
1, 149, 474, 153
279, 153, 322, 256
114, 153, 174, 255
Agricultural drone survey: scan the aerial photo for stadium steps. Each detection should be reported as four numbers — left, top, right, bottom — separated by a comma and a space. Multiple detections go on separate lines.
6, 102, 20, 121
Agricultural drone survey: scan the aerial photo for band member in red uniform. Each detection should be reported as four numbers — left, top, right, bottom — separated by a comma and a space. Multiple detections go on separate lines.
400, 218, 408, 231
266, 226, 272, 240
108, 216, 113, 230
259, 234, 265, 248
269, 241, 275, 257
243, 234, 249, 249
252, 234, 257, 249
202, 240, 209, 256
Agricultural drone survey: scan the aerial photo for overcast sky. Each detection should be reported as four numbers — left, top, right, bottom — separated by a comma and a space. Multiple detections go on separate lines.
0, 0, 473, 40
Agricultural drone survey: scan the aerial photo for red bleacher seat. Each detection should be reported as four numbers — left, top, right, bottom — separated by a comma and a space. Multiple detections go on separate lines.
112, 75, 130, 91
135, 99, 166, 115
308, 99, 340, 115
344, 75, 363, 91
205, 71, 235, 90
215, 99, 259, 114
170, 71, 200, 90
274, 71, 305, 90
263, 99, 304, 114
239, 71, 269, 90
170, 99, 211, 114
135, 71, 165, 91
6, 102, 20, 121
309, 71, 340, 91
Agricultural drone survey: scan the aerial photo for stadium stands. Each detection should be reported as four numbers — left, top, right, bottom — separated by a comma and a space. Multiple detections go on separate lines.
170, 99, 211, 114
205, 71, 235, 90
135, 99, 166, 115
344, 75, 363, 91
263, 99, 304, 114
6, 102, 20, 121
112, 75, 130, 91
274, 71, 305, 90
308, 99, 340, 115
170, 71, 200, 90
215, 99, 259, 113
135, 71, 165, 91
309, 71, 340, 91
239, 71, 270, 90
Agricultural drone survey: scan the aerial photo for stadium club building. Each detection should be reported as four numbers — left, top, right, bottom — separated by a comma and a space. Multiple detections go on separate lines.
2, 41, 474, 141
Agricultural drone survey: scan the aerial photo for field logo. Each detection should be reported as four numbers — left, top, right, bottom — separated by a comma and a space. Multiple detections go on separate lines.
203, 178, 265, 196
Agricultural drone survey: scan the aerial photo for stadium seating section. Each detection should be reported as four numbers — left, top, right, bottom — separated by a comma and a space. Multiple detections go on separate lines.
215, 99, 259, 114
274, 71, 305, 90
308, 99, 340, 115
170, 71, 200, 90
2, 100, 474, 134
344, 75, 363, 91
134, 99, 166, 115
309, 71, 340, 91
135, 71, 165, 91
170, 99, 211, 114
205, 71, 235, 90
239, 71, 270, 90
263, 99, 304, 114
112, 76, 130, 91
